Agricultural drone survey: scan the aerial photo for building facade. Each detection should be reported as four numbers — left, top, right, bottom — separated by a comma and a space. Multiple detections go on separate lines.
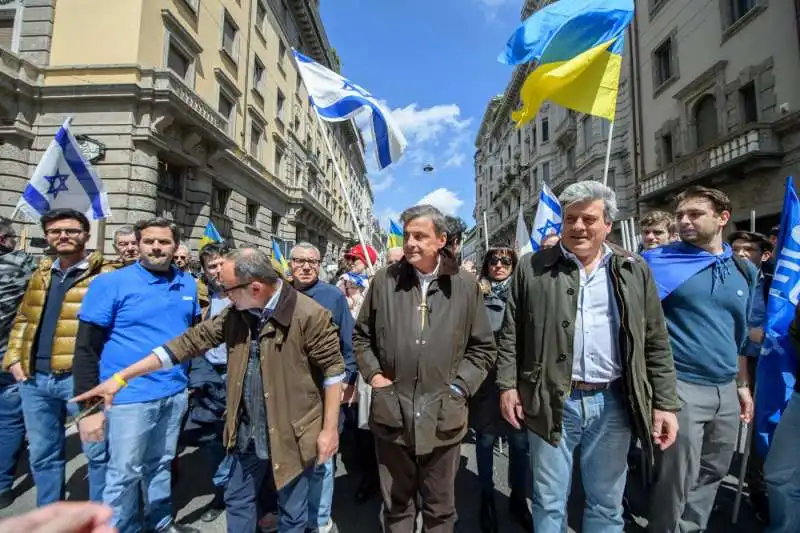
632, 0, 800, 233
472, 0, 636, 259
0, 0, 372, 264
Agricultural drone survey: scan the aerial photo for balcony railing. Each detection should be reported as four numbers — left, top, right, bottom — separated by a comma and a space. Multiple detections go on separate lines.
639, 124, 782, 199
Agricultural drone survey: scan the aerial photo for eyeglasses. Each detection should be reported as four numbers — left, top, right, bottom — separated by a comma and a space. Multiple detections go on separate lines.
291, 258, 321, 267
45, 228, 83, 237
222, 281, 252, 295
488, 256, 512, 266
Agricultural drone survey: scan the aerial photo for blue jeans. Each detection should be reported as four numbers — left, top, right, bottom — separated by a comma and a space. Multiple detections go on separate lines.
206, 441, 233, 489
104, 391, 188, 533
528, 387, 631, 533
765, 391, 800, 533
19, 372, 108, 505
0, 376, 25, 493
225, 450, 314, 533
307, 458, 334, 528
475, 430, 528, 493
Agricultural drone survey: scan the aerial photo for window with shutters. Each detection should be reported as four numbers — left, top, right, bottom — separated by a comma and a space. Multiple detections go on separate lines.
221, 11, 239, 63
695, 95, 718, 148
0, 12, 15, 52
219, 90, 235, 137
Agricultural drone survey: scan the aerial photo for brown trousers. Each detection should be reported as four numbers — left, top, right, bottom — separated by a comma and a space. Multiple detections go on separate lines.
375, 438, 461, 533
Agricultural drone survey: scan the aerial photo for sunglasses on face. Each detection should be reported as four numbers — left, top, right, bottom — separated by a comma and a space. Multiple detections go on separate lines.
489, 256, 512, 266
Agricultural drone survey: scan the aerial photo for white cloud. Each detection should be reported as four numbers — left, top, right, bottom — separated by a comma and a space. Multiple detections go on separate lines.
476, 0, 514, 20
377, 207, 402, 229
416, 188, 464, 216
443, 153, 466, 168
391, 104, 471, 144
370, 173, 395, 193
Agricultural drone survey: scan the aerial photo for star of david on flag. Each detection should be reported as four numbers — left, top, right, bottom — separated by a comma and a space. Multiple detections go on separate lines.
15, 118, 111, 221
531, 183, 562, 252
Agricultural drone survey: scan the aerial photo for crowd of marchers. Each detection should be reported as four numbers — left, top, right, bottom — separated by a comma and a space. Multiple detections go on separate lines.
0, 180, 799, 533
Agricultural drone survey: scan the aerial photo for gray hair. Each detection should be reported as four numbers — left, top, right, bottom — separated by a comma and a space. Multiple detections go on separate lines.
558, 181, 618, 222
290, 241, 320, 258
226, 247, 280, 285
134, 217, 180, 243
400, 204, 447, 236
113, 225, 135, 242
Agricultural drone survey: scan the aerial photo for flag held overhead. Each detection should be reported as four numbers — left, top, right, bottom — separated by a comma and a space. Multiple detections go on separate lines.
293, 49, 407, 170
498, 0, 634, 126
199, 220, 223, 250
387, 219, 403, 249
16, 118, 111, 221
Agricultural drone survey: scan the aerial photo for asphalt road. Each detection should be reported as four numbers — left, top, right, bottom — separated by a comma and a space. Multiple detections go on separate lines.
0, 429, 764, 532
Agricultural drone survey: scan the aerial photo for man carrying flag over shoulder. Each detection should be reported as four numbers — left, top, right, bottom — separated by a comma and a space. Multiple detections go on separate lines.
642, 186, 757, 533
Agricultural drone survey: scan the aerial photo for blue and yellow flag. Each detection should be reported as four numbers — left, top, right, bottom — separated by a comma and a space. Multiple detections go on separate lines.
271, 240, 289, 275
387, 219, 403, 249
199, 220, 223, 250
499, 0, 634, 126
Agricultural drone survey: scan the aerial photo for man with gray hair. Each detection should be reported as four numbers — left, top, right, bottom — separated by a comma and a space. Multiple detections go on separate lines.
113, 225, 139, 265
354, 204, 496, 532
496, 181, 680, 533
74, 247, 346, 533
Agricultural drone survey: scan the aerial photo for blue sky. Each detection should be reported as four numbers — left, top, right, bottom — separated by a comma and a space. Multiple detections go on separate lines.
319, 0, 524, 228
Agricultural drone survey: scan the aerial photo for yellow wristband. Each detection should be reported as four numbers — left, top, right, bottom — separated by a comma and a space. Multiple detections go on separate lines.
112, 373, 128, 388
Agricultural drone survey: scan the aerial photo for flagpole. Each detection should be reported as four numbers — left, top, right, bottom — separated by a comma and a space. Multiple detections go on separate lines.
602, 121, 615, 187
483, 210, 489, 251
312, 111, 375, 274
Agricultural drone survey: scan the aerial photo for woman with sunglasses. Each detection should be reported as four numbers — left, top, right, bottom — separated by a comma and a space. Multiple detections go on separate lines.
470, 245, 532, 533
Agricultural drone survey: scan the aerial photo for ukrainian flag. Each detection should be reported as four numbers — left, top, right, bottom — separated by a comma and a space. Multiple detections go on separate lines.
499, 0, 634, 126
387, 219, 403, 249
199, 220, 223, 250
271, 240, 289, 275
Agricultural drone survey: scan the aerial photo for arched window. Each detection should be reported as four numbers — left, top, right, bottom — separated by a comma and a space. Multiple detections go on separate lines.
695, 95, 718, 148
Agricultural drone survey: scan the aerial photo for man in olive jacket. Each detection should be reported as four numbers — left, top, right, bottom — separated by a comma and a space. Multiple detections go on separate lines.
353, 204, 496, 533
496, 182, 680, 533
73, 248, 345, 533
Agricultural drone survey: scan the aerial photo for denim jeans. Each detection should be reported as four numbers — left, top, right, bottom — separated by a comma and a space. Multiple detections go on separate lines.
104, 391, 188, 533
206, 441, 233, 489
0, 374, 25, 493
475, 430, 528, 493
765, 391, 800, 533
307, 458, 334, 528
19, 372, 108, 505
528, 387, 631, 533
225, 450, 314, 533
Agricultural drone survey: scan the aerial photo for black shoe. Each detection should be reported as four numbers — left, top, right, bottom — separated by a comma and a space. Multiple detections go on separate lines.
158, 525, 201, 533
479, 491, 498, 533
0, 490, 13, 510
509, 490, 533, 532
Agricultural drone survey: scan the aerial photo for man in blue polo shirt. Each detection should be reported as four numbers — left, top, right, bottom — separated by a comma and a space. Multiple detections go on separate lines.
73, 218, 199, 533
643, 186, 756, 533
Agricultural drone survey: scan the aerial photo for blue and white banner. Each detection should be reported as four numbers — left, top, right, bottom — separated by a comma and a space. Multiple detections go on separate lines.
531, 183, 562, 251
16, 119, 111, 221
755, 176, 799, 458
293, 50, 407, 170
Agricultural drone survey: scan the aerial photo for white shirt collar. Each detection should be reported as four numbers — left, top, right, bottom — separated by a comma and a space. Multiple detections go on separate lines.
415, 257, 441, 282
265, 279, 283, 310
560, 243, 613, 269
52, 254, 90, 274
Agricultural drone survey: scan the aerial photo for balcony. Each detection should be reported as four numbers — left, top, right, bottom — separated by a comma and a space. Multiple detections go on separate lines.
554, 113, 577, 148
639, 124, 783, 200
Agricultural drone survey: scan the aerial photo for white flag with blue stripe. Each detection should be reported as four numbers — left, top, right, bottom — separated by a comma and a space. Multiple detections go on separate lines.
531, 183, 562, 251
16, 119, 111, 221
293, 50, 407, 170
515, 205, 533, 256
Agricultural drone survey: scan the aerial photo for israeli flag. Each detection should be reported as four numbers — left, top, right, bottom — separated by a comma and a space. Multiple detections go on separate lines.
531, 183, 562, 251
15, 119, 111, 221
293, 50, 407, 170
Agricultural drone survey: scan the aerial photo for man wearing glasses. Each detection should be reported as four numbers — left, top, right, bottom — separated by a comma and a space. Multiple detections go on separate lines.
73, 218, 199, 533
73, 247, 345, 533
3, 208, 114, 506
289, 242, 356, 533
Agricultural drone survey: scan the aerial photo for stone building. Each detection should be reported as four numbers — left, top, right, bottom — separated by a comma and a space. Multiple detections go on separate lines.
0, 0, 372, 264
472, 0, 636, 258
632, 0, 800, 233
